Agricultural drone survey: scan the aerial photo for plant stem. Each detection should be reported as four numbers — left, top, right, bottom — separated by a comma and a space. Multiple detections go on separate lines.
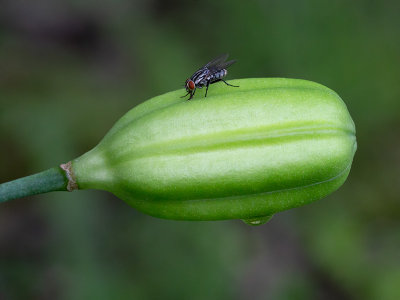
0, 167, 68, 203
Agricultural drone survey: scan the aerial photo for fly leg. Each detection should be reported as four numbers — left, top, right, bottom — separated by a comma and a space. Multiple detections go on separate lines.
205, 81, 210, 97
188, 88, 196, 100
180, 91, 190, 98
221, 79, 239, 87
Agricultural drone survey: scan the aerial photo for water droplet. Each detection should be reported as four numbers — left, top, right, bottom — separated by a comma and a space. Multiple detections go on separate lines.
241, 215, 273, 226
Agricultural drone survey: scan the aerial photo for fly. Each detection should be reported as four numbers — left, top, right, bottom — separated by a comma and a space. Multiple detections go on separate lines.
182, 53, 238, 100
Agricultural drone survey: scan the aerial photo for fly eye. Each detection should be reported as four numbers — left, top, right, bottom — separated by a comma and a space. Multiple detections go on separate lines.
188, 80, 195, 90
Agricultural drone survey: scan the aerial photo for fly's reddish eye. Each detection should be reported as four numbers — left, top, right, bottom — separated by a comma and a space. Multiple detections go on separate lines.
187, 80, 195, 90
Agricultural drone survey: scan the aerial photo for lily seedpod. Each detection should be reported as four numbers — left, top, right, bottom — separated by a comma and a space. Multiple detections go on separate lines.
0, 78, 357, 225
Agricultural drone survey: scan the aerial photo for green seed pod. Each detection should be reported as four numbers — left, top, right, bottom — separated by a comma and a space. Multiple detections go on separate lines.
71, 78, 356, 223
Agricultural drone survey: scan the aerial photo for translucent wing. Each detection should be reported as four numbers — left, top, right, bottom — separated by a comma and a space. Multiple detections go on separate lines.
204, 53, 236, 71
192, 53, 236, 77
204, 53, 229, 68
217, 59, 236, 69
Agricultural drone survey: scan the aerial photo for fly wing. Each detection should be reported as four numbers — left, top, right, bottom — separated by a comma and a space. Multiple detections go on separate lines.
218, 59, 236, 70
204, 53, 230, 70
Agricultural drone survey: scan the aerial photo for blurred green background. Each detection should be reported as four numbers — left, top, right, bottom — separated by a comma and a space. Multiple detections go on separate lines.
1, 0, 399, 299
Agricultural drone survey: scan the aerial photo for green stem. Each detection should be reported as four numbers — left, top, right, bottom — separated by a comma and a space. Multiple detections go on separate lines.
0, 167, 68, 203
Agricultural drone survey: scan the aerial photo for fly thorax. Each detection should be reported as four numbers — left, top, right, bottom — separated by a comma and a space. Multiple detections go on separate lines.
194, 76, 204, 85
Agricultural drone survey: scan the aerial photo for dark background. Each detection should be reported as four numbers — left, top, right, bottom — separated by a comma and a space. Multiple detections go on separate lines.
1, 0, 399, 299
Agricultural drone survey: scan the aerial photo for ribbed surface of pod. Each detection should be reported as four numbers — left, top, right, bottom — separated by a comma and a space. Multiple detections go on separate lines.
73, 78, 357, 221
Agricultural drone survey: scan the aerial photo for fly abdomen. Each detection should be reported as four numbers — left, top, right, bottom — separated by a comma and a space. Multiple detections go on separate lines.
217, 69, 227, 79
209, 69, 227, 83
